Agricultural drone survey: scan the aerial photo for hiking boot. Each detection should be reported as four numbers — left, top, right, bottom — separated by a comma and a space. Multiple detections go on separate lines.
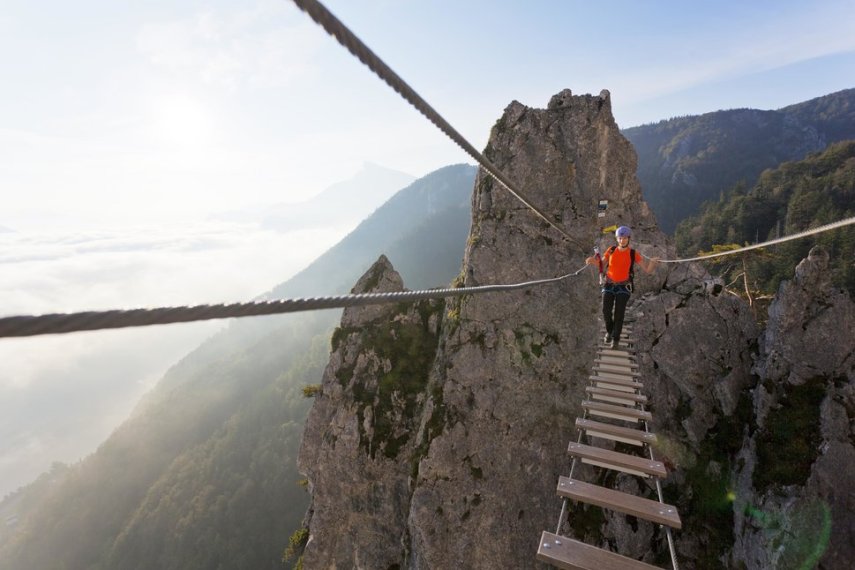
610, 339, 619, 349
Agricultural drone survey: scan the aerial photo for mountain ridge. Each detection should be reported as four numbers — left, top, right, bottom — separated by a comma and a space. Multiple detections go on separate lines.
625, 87, 855, 233
0, 164, 476, 570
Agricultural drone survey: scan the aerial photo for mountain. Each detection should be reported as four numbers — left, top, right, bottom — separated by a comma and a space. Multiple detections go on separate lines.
294, 89, 854, 569
3, 84, 853, 570
295, 89, 671, 568
268, 164, 475, 298
213, 162, 415, 231
625, 88, 855, 233
675, 140, 855, 295
0, 164, 476, 570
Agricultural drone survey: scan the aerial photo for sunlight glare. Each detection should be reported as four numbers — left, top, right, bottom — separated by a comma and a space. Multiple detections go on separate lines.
149, 94, 216, 148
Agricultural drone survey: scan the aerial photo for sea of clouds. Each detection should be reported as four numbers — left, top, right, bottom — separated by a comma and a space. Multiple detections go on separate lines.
0, 219, 346, 497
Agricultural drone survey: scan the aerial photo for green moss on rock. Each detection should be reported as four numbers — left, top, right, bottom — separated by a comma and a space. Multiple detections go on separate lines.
347, 299, 445, 459
753, 376, 826, 493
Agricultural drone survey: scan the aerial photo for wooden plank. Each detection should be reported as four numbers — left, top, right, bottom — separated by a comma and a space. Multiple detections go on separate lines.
599, 348, 635, 358
591, 369, 639, 382
601, 325, 633, 332
592, 365, 640, 379
588, 375, 643, 392
595, 357, 639, 369
600, 337, 634, 345
567, 442, 666, 478
594, 382, 639, 394
576, 418, 657, 447
557, 477, 682, 529
596, 351, 637, 362
586, 386, 647, 406
537, 531, 663, 570
600, 331, 634, 339
582, 401, 652, 423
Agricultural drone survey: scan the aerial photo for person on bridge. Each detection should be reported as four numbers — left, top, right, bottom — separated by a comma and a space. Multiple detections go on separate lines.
586, 226, 658, 349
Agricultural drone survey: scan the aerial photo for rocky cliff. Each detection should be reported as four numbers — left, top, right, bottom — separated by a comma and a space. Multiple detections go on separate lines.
296, 90, 854, 569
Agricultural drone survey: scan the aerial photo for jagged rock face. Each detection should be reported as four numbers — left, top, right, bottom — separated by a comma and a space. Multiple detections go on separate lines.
630, 264, 759, 567
297, 90, 671, 568
296, 91, 854, 569
732, 246, 855, 570
757, 246, 854, 383
407, 90, 669, 568
298, 255, 446, 568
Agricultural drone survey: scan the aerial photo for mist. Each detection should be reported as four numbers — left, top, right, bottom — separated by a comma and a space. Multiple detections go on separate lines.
0, 164, 415, 498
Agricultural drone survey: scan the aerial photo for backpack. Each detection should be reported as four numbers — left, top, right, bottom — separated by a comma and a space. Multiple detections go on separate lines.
605, 246, 636, 288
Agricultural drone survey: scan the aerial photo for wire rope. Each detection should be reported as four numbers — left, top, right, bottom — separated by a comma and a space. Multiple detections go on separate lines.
658, 215, 855, 263
0, 265, 590, 338
289, 0, 586, 252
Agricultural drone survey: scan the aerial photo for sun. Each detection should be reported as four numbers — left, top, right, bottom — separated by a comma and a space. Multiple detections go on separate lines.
149, 94, 215, 148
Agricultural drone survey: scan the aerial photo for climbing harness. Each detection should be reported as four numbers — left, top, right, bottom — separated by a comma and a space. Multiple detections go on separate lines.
602, 246, 636, 293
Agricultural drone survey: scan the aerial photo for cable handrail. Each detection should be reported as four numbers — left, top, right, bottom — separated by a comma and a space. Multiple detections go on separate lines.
658, 215, 855, 263
290, 0, 587, 252
0, 265, 591, 338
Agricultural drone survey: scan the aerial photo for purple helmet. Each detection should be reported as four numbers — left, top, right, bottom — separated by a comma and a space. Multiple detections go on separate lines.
615, 225, 632, 238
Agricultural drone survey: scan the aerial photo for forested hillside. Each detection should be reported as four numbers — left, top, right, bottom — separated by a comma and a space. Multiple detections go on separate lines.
625, 88, 855, 233
0, 164, 476, 570
675, 140, 855, 296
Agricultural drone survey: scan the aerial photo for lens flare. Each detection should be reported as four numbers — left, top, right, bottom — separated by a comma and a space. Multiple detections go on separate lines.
743, 498, 832, 569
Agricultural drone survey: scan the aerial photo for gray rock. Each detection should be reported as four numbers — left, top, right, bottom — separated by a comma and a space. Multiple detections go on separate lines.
295, 92, 855, 569
733, 245, 855, 569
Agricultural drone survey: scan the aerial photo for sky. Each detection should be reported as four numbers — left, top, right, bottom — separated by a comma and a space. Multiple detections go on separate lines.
2, 0, 855, 497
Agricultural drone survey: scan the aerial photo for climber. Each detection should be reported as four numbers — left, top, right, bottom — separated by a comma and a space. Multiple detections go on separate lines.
585, 226, 658, 348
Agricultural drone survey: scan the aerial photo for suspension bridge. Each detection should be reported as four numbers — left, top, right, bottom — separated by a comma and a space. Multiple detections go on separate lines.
3, 0, 853, 567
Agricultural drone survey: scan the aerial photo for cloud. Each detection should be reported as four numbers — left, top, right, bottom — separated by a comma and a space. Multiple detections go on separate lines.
1, 220, 349, 316
0, 219, 349, 497
135, 2, 323, 91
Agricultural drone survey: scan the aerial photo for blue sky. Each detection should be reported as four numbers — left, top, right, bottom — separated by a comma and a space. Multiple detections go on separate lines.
2, 0, 854, 228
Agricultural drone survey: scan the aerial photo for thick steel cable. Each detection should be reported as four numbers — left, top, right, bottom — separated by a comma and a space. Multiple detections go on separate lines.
659, 215, 855, 263
0, 265, 590, 338
290, 0, 586, 252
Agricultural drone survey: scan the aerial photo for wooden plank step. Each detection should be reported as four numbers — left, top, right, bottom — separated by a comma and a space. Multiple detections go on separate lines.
591, 369, 640, 380
567, 442, 666, 478
600, 335, 634, 343
596, 351, 637, 361
586, 386, 647, 406
599, 348, 636, 358
595, 357, 639, 370
576, 418, 657, 447
582, 401, 652, 423
600, 329, 633, 336
557, 477, 681, 529
594, 382, 641, 394
600, 331, 634, 339
588, 375, 643, 393
592, 365, 640, 378
537, 531, 662, 569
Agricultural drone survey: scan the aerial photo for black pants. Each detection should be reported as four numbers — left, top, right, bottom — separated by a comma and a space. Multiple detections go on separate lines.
602, 287, 630, 342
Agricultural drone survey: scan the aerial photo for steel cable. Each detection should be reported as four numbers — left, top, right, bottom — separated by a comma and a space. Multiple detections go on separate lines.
0, 265, 590, 338
658, 215, 855, 263
290, 0, 586, 252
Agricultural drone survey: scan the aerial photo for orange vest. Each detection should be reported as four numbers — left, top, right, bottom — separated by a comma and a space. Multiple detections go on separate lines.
604, 247, 642, 283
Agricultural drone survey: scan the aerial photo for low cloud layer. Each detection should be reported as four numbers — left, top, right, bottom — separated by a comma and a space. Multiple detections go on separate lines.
0, 219, 346, 497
